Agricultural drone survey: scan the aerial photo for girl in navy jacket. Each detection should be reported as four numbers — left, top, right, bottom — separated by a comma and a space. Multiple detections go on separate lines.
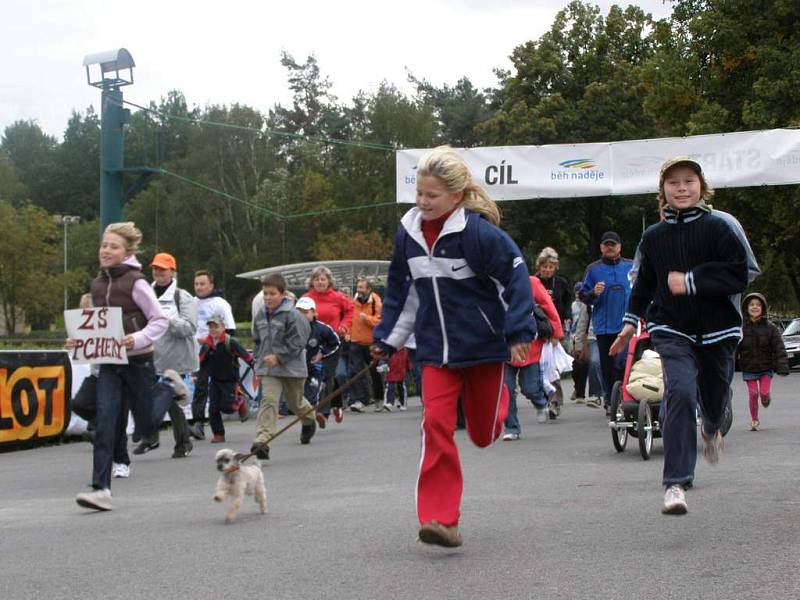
373, 147, 536, 548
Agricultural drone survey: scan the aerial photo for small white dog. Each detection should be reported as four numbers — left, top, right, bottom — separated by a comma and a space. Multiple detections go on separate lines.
213, 448, 267, 523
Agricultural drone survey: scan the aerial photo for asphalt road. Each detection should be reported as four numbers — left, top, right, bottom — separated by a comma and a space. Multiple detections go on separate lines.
2, 375, 799, 600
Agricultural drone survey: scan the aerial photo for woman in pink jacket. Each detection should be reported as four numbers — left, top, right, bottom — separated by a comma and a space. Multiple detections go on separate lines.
302, 266, 354, 422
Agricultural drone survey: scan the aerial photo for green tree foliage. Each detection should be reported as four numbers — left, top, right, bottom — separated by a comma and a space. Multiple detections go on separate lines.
0, 151, 29, 204
0, 201, 83, 332
0, 120, 58, 211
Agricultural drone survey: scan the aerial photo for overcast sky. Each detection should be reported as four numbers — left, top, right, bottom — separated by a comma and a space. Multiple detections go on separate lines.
1, 0, 672, 138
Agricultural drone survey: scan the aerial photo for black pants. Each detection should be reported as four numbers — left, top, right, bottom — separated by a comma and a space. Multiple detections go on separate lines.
596, 333, 626, 407
191, 364, 209, 422
348, 343, 383, 404
209, 379, 236, 436
571, 357, 588, 398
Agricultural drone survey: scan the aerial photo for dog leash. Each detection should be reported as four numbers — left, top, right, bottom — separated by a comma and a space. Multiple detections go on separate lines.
235, 358, 378, 464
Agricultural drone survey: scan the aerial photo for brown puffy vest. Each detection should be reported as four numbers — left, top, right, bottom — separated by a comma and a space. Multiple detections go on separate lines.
90, 265, 147, 335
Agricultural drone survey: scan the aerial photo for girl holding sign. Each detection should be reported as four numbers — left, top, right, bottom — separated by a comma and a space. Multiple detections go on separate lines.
72, 222, 169, 512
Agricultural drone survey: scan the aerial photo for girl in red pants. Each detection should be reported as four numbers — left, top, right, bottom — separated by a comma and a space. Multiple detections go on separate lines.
737, 292, 789, 431
373, 147, 536, 547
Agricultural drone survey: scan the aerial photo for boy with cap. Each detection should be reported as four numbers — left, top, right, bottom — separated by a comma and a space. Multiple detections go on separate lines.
579, 231, 634, 411
198, 314, 255, 443
296, 296, 341, 426
610, 156, 752, 515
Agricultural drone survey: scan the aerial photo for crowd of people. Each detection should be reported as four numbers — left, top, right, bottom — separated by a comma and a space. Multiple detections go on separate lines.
68, 148, 790, 548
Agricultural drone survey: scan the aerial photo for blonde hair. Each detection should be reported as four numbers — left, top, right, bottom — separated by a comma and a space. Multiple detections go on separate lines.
104, 222, 142, 253
417, 146, 501, 226
536, 247, 559, 270
306, 265, 336, 290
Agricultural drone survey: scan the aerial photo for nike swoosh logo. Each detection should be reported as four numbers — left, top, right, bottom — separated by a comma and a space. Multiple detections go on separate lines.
451, 264, 468, 272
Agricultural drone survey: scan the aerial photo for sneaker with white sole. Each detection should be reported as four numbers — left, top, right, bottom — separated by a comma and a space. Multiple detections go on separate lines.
535, 407, 548, 423
383, 403, 393, 412
662, 484, 687, 515
585, 397, 601, 408
701, 429, 724, 465
349, 401, 365, 413
76, 488, 113, 511
112, 463, 130, 478
502, 432, 520, 441
398, 404, 407, 411
163, 369, 190, 406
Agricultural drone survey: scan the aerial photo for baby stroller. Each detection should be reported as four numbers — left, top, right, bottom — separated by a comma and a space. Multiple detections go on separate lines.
608, 323, 733, 460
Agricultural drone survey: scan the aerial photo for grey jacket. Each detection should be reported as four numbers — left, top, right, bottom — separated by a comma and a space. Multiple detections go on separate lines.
252, 298, 310, 378
152, 280, 200, 375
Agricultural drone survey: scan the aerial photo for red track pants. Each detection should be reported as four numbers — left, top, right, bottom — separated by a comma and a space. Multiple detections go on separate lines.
417, 362, 508, 527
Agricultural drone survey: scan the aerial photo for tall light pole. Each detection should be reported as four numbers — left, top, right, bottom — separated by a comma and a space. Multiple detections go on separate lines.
58, 215, 81, 311
82, 48, 135, 230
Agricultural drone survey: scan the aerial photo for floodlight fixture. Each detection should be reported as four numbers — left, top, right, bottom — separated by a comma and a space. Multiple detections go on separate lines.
82, 48, 135, 89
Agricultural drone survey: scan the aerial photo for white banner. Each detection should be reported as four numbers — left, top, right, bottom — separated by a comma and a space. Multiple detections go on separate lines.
396, 129, 800, 202
64, 307, 128, 365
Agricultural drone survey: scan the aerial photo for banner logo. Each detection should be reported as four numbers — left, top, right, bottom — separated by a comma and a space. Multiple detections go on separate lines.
551, 158, 606, 181
0, 352, 71, 445
559, 159, 596, 169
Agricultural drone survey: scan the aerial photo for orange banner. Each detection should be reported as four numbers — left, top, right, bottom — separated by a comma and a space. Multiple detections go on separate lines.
0, 351, 71, 446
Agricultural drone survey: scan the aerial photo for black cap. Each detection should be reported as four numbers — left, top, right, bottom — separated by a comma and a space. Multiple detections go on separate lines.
600, 231, 621, 244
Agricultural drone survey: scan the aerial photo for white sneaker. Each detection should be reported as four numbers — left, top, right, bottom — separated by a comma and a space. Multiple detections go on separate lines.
350, 401, 365, 413
112, 463, 130, 478
502, 432, 520, 441
383, 403, 393, 412
701, 429, 724, 465
76, 488, 113, 511
535, 407, 548, 423
662, 485, 687, 515
398, 404, 407, 411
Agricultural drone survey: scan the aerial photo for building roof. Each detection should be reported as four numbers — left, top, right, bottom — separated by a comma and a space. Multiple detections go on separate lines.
236, 260, 390, 292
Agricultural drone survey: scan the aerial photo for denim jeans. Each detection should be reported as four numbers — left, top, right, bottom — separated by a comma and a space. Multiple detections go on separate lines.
587, 340, 605, 399
650, 332, 736, 488
150, 375, 191, 452
93, 357, 158, 490
504, 363, 545, 435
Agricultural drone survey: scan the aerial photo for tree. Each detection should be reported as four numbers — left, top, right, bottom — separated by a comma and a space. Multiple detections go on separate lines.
0, 201, 82, 332
475, 1, 661, 272
0, 120, 58, 211
0, 151, 29, 204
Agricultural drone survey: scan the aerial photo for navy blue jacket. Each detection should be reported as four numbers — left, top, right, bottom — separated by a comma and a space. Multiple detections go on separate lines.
579, 257, 634, 335
373, 207, 536, 368
623, 204, 749, 345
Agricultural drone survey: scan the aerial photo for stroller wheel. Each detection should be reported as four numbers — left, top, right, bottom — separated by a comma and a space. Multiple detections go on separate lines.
638, 399, 654, 460
609, 381, 628, 452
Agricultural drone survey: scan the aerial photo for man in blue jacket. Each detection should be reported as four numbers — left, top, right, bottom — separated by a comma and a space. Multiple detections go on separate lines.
579, 232, 633, 411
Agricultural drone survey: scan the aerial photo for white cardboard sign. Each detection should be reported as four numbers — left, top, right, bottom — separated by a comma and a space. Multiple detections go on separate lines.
64, 307, 128, 365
